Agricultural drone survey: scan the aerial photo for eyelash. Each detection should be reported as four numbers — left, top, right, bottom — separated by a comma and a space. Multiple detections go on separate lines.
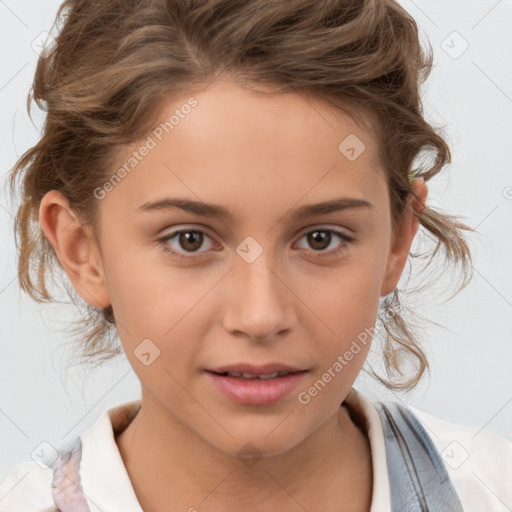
157, 226, 353, 262
157, 228, 353, 261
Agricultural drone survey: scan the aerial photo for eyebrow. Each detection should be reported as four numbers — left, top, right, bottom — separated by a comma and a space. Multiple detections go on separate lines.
137, 196, 373, 222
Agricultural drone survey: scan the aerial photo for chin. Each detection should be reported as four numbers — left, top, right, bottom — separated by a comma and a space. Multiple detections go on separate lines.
202, 425, 309, 462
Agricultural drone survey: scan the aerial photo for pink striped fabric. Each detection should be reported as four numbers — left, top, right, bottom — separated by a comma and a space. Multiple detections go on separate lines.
50, 438, 91, 512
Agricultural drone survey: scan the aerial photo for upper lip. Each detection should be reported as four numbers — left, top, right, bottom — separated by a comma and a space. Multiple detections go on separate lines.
206, 363, 307, 375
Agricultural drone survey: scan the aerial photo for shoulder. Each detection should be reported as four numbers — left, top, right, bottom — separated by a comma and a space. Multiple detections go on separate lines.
409, 404, 512, 512
0, 459, 56, 511
0, 433, 84, 512
0, 400, 141, 512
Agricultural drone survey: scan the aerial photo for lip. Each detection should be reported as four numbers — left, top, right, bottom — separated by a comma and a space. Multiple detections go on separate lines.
207, 362, 306, 374
204, 363, 308, 406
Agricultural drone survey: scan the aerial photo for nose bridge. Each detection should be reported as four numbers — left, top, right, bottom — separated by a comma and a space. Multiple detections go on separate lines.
224, 239, 292, 339
236, 241, 282, 305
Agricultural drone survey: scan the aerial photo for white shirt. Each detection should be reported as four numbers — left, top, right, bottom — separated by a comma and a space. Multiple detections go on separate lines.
1, 388, 511, 511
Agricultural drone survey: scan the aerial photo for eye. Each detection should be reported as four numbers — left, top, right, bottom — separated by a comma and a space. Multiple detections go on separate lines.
157, 228, 217, 261
295, 227, 353, 258
157, 225, 353, 262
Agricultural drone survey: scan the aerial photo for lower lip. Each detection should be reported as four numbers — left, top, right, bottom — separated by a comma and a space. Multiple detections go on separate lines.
205, 371, 307, 405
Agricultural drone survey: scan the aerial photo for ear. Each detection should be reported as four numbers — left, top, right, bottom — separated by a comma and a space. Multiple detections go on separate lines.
39, 190, 110, 308
380, 178, 428, 297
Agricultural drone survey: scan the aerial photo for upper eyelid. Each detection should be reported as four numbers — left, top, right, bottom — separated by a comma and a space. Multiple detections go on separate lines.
295, 224, 352, 237
161, 223, 351, 237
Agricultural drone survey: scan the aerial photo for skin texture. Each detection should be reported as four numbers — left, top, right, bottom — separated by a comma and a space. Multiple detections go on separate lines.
39, 77, 427, 511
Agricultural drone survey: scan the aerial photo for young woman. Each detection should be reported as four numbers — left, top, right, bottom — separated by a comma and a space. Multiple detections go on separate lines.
1, 1, 511, 511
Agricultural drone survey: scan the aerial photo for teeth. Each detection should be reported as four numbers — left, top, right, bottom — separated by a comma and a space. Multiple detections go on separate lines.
241, 372, 260, 379
256, 372, 279, 379
225, 371, 288, 379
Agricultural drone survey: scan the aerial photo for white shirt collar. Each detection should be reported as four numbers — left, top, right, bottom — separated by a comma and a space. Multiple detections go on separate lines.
80, 399, 144, 512
78, 388, 390, 511
344, 388, 392, 511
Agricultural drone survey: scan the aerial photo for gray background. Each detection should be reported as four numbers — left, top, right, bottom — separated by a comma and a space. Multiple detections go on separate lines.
1, 0, 511, 482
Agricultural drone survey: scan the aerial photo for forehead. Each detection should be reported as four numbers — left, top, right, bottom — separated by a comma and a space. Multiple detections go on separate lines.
104, 77, 388, 218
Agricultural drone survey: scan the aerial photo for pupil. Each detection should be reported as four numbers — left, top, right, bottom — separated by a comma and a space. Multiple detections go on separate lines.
179, 231, 203, 251
308, 230, 330, 250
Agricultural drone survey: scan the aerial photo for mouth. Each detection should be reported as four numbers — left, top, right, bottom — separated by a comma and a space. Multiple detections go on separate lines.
204, 364, 308, 405
206, 362, 306, 376
207, 370, 298, 380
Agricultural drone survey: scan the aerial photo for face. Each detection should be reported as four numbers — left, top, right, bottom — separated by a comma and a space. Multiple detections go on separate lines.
45, 77, 417, 458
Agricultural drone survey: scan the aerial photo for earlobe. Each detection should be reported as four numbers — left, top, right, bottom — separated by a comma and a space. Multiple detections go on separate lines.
39, 190, 110, 309
380, 178, 428, 298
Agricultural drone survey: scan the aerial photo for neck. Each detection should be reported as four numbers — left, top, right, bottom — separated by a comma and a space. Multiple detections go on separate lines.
115, 393, 373, 512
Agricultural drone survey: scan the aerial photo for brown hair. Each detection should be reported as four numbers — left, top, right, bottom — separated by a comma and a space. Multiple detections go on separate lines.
8, 0, 474, 392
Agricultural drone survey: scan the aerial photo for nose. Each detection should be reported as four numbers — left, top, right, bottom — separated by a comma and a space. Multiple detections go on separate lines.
221, 250, 295, 342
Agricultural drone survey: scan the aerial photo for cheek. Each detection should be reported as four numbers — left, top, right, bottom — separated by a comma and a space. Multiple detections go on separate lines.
307, 257, 383, 330
99, 227, 189, 327
107, 268, 206, 342
302, 256, 383, 372
101, 245, 219, 370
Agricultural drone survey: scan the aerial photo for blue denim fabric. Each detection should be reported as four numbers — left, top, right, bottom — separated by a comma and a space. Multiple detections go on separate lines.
375, 401, 465, 512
